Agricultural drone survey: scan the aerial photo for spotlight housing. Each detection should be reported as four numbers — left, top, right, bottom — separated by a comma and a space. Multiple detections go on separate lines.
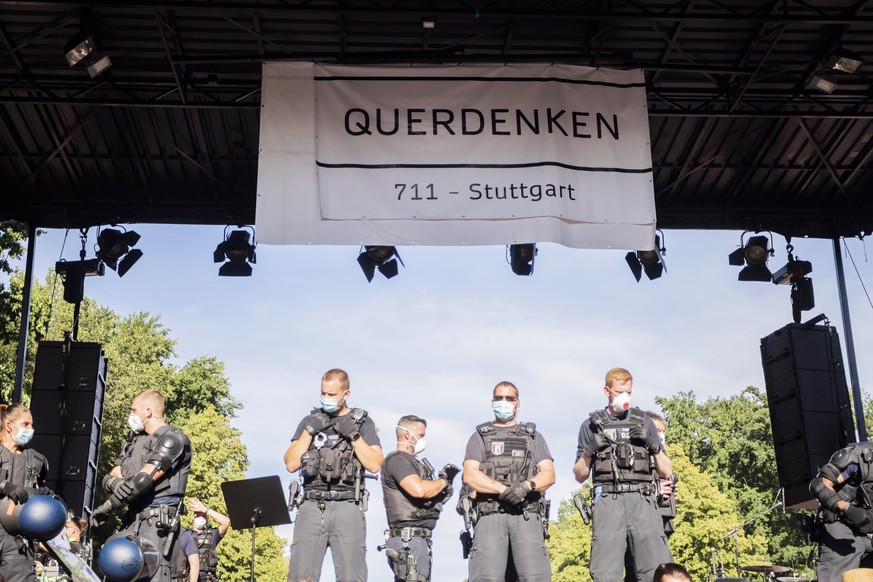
55, 259, 104, 304
64, 32, 112, 77
625, 233, 666, 282
357, 246, 403, 282
96, 227, 142, 277
508, 244, 536, 276
214, 227, 256, 277
825, 47, 864, 74
805, 73, 836, 94
772, 259, 813, 285
728, 234, 773, 282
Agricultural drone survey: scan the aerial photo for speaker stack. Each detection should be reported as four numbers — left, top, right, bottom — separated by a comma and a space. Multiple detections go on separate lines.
29, 341, 106, 519
760, 321, 855, 509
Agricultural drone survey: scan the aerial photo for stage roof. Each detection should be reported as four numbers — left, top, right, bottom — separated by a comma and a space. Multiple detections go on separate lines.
1, 1, 871, 239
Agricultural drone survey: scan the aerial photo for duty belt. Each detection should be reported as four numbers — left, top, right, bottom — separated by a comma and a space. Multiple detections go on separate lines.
134, 504, 179, 521
598, 482, 654, 494
476, 500, 541, 516
388, 527, 432, 539
303, 490, 358, 502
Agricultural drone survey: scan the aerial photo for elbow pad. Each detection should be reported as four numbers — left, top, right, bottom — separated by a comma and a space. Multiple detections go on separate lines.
819, 463, 841, 484
810, 477, 841, 512
145, 431, 185, 472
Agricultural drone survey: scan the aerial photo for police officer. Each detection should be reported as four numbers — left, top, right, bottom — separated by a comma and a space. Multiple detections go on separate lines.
283, 368, 383, 582
809, 441, 873, 581
462, 381, 555, 582
381, 415, 459, 581
96, 389, 192, 581
186, 498, 229, 581
573, 368, 673, 582
172, 528, 199, 582
0, 403, 53, 582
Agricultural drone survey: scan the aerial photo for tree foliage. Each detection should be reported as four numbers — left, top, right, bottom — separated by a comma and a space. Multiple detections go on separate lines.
0, 266, 287, 580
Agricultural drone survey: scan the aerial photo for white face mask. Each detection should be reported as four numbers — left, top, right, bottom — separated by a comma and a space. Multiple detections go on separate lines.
657, 431, 666, 449
128, 413, 145, 434
612, 392, 632, 412
193, 516, 208, 529
397, 426, 427, 455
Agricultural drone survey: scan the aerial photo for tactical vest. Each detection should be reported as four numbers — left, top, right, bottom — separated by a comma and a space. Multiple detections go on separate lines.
475, 422, 540, 504
0, 444, 47, 488
590, 408, 653, 483
299, 408, 367, 492
195, 527, 219, 574
382, 452, 442, 527
823, 442, 873, 511
118, 425, 190, 508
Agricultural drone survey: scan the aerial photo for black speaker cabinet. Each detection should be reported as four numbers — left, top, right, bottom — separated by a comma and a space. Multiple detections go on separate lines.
761, 323, 854, 509
30, 341, 106, 519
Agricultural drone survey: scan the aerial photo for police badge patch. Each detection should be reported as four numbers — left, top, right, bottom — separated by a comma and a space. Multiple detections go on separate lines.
491, 442, 505, 455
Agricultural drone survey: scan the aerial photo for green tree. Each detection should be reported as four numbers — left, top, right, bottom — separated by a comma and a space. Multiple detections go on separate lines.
546, 443, 766, 581
658, 388, 813, 572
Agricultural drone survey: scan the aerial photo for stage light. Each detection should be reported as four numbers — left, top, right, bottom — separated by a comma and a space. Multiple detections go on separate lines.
55, 259, 104, 304
508, 244, 536, 276
825, 47, 864, 74
96, 227, 142, 277
357, 246, 403, 282
213, 227, 256, 277
772, 258, 813, 285
728, 233, 773, 282
805, 73, 836, 94
625, 232, 666, 282
421, 17, 437, 29
64, 32, 112, 77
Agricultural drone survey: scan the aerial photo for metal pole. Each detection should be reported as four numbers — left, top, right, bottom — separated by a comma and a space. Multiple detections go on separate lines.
833, 238, 867, 441
12, 223, 37, 404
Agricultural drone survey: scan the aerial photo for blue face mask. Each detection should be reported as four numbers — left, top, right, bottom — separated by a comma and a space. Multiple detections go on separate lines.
12, 427, 33, 447
492, 401, 516, 422
320, 395, 344, 414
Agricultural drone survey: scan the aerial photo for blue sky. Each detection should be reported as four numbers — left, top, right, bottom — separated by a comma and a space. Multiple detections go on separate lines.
20, 226, 873, 580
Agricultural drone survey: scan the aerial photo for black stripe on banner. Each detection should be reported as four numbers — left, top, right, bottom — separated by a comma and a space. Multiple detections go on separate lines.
316, 161, 653, 174
313, 76, 645, 89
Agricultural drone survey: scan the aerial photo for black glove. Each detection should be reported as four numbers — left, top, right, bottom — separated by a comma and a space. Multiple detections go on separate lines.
500, 481, 532, 505
584, 432, 609, 457
102, 474, 123, 494
439, 464, 461, 486
628, 424, 647, 441
114, 479, 136, 503
441, 485, 455, 502
334, 414, 359, 439
90, 503, 111, 528
305, 412, 333, 436
844, 506, 873, 533
35, 486, 54, 497
2, 481, 29, 504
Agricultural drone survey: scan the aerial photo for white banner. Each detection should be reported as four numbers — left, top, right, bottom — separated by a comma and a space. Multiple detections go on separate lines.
256, 62, 657, 249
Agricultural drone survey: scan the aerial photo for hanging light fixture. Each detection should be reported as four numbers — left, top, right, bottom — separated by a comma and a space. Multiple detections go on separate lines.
625, 231, 666, 282
728, 233, 774, 282
508, 244, 537, 276
357, 246, 403, 282
213, 226, 257, 277
96, 226, 142, 277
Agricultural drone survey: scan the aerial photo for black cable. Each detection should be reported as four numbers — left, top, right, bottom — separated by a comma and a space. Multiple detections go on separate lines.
843, 238, 873, 311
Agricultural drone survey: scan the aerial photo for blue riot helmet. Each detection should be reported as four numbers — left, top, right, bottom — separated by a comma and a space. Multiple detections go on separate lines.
98, 533, 160, 582
18, 494, 67, 541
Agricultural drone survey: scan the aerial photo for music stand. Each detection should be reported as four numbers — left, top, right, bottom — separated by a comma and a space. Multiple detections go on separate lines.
222, 475, 291, 582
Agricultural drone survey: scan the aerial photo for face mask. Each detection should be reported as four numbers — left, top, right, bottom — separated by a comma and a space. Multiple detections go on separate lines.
12, 427, 33, 446
492, 401, 516, 422
612, 392, 632, 412
397, 426, 427, 455
128, 413, 145, 434
657, 431, 666, 449
320, 394, 345, 414
193, 517, 207, 529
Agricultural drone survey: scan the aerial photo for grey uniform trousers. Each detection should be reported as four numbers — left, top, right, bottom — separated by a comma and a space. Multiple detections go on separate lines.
590, 491, 672, 582
287, 499, 367, 582
384, 533, 431, 581
815, 520, 873, 582
0, 526, 34, 582
469, 512, 550, 581
120, 510, 180, 582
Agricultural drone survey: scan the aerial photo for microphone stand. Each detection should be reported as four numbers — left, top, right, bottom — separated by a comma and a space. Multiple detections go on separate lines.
719, 488, 784, 577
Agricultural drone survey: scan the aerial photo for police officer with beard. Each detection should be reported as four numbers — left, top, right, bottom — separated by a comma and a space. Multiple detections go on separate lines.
381, 415, 459, 581
96, 389, 192, 581
809, 442, 873, 581
463, 381, 555, 582
0, 403, 52, 582
283, 369, 383, 582
573, 368, 673, 582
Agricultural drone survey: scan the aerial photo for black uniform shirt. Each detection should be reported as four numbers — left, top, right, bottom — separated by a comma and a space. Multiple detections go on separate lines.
382, 452, 438, 530
575, 409, 662, 462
